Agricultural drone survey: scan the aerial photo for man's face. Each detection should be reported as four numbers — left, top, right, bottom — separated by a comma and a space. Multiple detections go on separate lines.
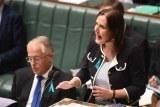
27, 43, 53, 76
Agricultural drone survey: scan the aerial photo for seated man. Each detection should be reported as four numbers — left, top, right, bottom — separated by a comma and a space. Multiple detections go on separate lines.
0, 0, 27, 74
9, 36, 77, 107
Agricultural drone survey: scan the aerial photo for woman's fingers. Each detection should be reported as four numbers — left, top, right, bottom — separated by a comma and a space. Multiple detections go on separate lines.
56, 81, 71, 89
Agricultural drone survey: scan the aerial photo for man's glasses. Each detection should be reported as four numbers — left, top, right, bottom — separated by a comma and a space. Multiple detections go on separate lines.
26, 53, 51, 63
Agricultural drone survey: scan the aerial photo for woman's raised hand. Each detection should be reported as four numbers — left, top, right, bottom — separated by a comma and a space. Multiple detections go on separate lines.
56, 81, 73, 90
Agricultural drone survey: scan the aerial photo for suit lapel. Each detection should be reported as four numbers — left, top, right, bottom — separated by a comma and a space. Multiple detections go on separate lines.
21, 73, 34, 100
40, 67, 59, 106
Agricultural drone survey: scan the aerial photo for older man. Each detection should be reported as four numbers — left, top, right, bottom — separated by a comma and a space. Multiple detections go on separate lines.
10, 36, 77, 107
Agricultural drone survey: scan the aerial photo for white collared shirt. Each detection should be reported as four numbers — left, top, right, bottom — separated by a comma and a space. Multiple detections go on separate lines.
26, 65, 53, 107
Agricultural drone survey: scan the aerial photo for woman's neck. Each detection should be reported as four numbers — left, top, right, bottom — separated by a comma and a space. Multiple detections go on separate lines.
102, 43, 116, 62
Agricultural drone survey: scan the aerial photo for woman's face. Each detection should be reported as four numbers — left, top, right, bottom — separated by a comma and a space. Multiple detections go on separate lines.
94, 15, 113, 45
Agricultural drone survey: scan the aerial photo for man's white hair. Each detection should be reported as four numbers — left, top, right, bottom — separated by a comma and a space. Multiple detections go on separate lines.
27, 36, 53, 54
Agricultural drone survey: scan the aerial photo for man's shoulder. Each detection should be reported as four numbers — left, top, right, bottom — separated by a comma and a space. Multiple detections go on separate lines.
15, 66, 32, 75
125, 25, 147, 43
53, 67, 72, 81
125, 26, 148, 47
3, 4, 21, 17
118, 37, 142, 59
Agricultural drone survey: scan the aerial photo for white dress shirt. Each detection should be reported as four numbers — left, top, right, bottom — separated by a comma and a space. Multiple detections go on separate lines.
26, 65, 53, 107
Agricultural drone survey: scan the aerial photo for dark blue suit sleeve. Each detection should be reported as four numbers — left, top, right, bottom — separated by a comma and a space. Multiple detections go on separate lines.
0, 5, 27, 73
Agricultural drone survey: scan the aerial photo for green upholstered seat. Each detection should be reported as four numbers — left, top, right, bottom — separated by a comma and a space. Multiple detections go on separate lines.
1, 0, 160, 100
0, 74, 13, 97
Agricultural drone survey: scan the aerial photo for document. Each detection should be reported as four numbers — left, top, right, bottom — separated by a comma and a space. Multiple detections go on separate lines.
49, 98, 102, 107
128, 5, 160, 15
147, 84, 160, 94
0, 97, 17, 107
139, 88, 153, 106
54, 103, 89, 107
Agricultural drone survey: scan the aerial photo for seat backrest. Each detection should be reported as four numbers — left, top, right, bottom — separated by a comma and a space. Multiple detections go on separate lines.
6, 0, 160, 73
124, 13, 160, 48
2, 0, 160, 100
8, 0, 98, 73
0, 74, 13, 97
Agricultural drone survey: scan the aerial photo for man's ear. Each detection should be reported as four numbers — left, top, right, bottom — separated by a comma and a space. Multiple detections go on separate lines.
50, 53, 54, 61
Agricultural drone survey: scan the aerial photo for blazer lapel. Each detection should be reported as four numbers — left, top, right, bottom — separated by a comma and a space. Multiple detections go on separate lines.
21, 74, 34, 100
40, 67, 60, 106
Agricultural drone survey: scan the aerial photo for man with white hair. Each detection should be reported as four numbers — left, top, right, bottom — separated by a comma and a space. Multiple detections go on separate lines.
10, 36, 77, 107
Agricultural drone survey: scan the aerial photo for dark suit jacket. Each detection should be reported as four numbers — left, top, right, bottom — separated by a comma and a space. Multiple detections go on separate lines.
125, 25, 149, 78
0, 4, 27, 74
133, 0, 159, 5
132, 0, 148, 4
9, 66, 77, 107
148, 41, 160, 78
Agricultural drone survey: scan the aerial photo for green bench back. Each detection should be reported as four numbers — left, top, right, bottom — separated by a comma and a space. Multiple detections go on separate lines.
124, 13, 160, 48
8, 0, 98, 73
7, 0, 160, 73
1, 0, 160, 98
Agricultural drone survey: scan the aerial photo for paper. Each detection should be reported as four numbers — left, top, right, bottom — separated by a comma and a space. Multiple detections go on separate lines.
0, 97, 17, 107
128, 5, 160, 15
54, 103, 89, 107
49, 98, 103, 107
147, 84, 160, 94
139, 88, 154, 106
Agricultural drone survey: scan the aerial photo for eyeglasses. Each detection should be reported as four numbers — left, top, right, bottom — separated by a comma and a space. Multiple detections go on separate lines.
26, 53, 50, 63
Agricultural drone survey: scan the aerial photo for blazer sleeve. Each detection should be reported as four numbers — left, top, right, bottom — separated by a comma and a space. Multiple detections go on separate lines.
0, 10, 27, 67
125, 47, 146, 102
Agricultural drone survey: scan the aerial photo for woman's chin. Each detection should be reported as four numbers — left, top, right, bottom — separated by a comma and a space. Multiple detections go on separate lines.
95, 39, 102, 45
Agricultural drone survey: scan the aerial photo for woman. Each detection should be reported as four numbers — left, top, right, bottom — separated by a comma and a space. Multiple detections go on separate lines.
56, 9, 146, 106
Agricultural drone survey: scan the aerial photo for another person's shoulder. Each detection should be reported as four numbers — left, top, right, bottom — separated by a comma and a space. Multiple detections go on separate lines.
119, 37, 142, 57
3, 4, 22, 18
125, 25, 147, 45
53, 66, 73, 81
123, 37, 140, 50
15, 66, 32, 75
151, 40, 160, 60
